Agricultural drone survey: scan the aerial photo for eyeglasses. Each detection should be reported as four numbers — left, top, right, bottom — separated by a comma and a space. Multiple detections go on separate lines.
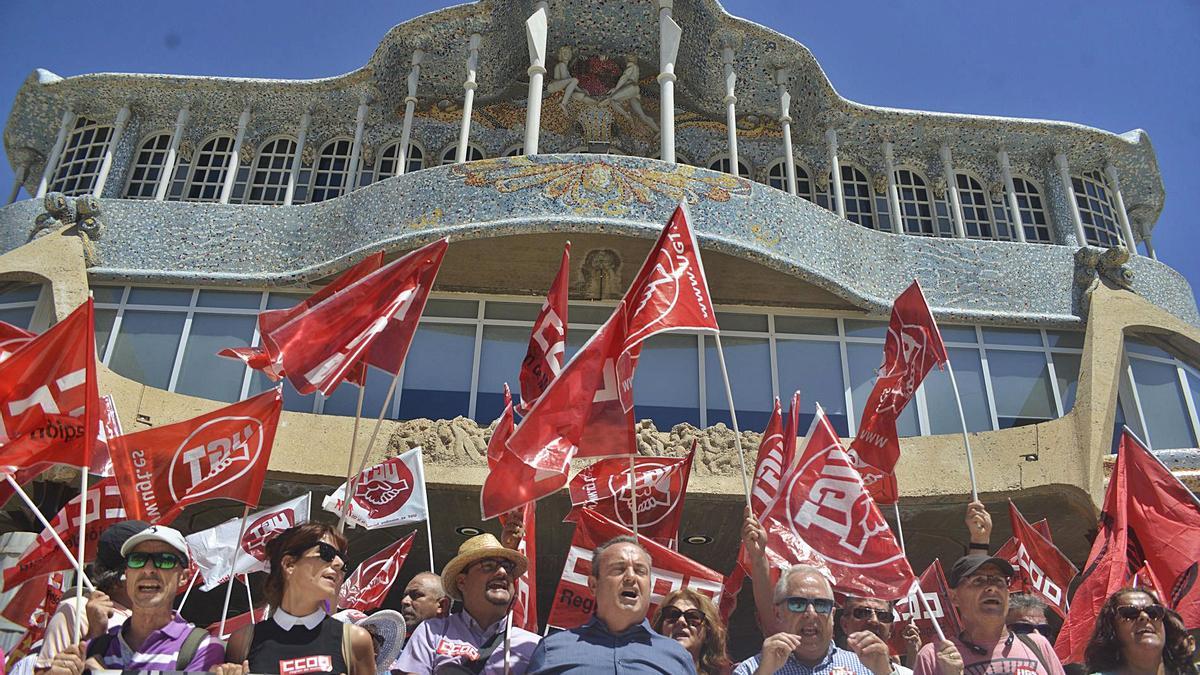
1116, 604, 1166, 622
661, 607, 706, 628
849, 607, 895, 624
471, 558, 517, 576
126, 551, 184, 570
290, 542, 350, 572
1009, 622, 1052, 636
963, 575, 1010, 589
780, 596, 835, 615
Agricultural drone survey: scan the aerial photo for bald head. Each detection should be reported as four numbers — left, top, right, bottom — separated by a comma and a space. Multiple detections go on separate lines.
773, 565, 833, 603
400, 572, 450, 631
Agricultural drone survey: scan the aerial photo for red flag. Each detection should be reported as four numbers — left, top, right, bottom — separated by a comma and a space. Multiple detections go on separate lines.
889, 560, 962, 656
109, 388, 282, 524
2, 570, 67, 667
485, 384, 515, 472
566, 446, 694, 549
1133, 561, 1166, 599
207, 604, 270, 638
0, 320, 34, 362
1003, 501, 1078, 618
848, 282, 947, 505
0, 462, 51, 507
0, 300, 99, 477
483, 204, 718, 518
547, 508, 723, 629
338, 531, 416, 612
760, 406, 916, 600
503, 503, 539, 633
518, 243, 569, 415
3, 476, 125, 590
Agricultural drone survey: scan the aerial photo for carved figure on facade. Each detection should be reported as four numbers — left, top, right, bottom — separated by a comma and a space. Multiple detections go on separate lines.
1075, 244, 1134, 291
602, 54, 659, 133
28, 192, 73, 240
545, 46, 587, 112
27, 192, 105, 266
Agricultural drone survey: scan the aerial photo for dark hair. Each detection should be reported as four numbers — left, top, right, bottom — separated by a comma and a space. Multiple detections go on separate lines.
1008, 592, 1047, 615
1084, 588, 1197, 675
262, 522, 348, 607
651, 589, 731, 675
589, 535, 646, 578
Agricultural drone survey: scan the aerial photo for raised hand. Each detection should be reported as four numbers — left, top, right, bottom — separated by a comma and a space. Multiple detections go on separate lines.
848, 630, 895, 675
934, 639, 964, 675
755, 632, 803, 675
965, 500, 991, 547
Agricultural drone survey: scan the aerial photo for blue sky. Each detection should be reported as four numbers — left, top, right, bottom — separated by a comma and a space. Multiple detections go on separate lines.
1, 0, 1197, 298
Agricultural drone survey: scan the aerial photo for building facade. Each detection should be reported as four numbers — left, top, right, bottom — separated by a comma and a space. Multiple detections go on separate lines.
1, 0, 1198, 650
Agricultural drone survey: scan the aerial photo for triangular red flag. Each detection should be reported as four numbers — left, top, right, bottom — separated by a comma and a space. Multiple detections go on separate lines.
1005, 500, 1078, 618
2, 570, 67, 668
518, 242, 569, 415
760, 406, 916, 599
503, 503, 539, 633
848, 281, 947, 504
485, 384, 515, 472
0, 319, 34, 361
338, 531, 416, 612
889, 559, 962, 656
109, 388, 282, 524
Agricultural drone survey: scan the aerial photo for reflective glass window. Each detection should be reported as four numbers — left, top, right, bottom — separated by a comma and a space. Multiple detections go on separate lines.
988, 351, 1056, 428
1129, 357, 1196, 449
633, 334, 700, 428
704, 335, 773, 431
397, 323, 475, 420
776, 339, 847, 435
923, 347, 991, 434
124, 132, 172, 199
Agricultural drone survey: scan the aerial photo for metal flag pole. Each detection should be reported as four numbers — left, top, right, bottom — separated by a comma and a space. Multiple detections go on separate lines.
336, 383, 368, 534
73, 469, 88, 645
628, 455, 639, 534
5, 476, 94, 591
337, 371, 403, 533
892, 502, 907, 555
503, 607, 513, 675
177, 573, 199, 612
944, 360, 979, 501
418, 450, 435, 571
244, 576, 256, 624
913, 580, 946, 642
219, 506, 252, 637
713, 335, 752, 506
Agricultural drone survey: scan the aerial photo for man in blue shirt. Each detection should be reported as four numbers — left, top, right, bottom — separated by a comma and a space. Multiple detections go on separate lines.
527, 535, 696, 674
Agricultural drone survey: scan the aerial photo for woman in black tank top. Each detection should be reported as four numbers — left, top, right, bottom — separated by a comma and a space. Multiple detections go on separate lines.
222, 523, 376, 675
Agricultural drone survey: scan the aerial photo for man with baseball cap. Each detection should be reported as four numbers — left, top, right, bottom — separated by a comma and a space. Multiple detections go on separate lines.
395, 533, 540, 674
912, 554, 1065, 675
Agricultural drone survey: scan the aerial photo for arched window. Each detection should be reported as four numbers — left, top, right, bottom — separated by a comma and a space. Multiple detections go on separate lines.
245, 137, 297, 205
1072, 171, 1123, 247
956, 173, 1006, 240
51, 117, 114, 196
504, 144, 524, 157
185, 135, 235, 202
1009, 177, 1052, 243
376, 141, 424, 179
707, 156, 751, 178
766, 160, 815, 202
832, 165, 876, 229
309, 138, 356, 203
894, 169, 936, 237
123, 132, 172, 199
441, 144, 485, 165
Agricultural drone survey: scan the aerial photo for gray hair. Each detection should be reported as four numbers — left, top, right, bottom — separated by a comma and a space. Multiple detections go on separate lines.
773, 564, 833, 603
590, 535, 647, 578
1008, 592, 1047, 613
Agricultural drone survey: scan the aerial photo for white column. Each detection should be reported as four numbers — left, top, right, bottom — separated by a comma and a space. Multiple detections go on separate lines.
523, 7, 548, 156
826, 128, 845, 219
940, 143, 966, 238
882, 141, 902, 234
997, 148, 1026, 243
219, 105, 251, 204
397, 50, 424, 176
6, 164, 28, 204
775, 68, 796, 196
346, 94, 369, 191
1055, 153, 1087, 246
37, 109, 76, 197
1105, 164, 1138, 254
658, 1, 681, 164
1136, 218, 1157, 260
283, 108, 312, 206
456, 33, 482, 164
155, 105, 190, 201
92, 104, 131, 197
721, 45, 739, 176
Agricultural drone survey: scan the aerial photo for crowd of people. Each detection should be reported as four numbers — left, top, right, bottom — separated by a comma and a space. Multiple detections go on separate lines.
9, 500, 1198, 675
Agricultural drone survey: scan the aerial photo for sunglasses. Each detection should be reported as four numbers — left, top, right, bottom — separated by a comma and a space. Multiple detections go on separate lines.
290, 542, 350, 572
126, 551, 184, 570
849, 607, 895, 624
963, 575, 1011, 589
780, 596, 835, 615
661, 607, 706, 628
1009, 622, 1052, 636
471, 558, 517, 576
1116, 604, 1166, 622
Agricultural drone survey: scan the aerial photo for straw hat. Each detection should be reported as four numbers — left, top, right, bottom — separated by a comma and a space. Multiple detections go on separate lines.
440, 533, 528, 601
359, 610, 407, 670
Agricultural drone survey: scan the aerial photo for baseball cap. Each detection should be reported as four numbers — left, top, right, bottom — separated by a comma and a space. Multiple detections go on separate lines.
947, 554, 1015, 588
96, 520, 151, 571
120, 524, 190, 562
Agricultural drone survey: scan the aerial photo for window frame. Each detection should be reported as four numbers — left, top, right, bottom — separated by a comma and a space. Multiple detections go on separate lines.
956, 171, 1008, 241
375, 139, 426, 180
440, 143, 485, 165
1072, 170, 1124, 247
121, 130, 174, 200
1008, 175, 1053, 244
183, 133, 236, 203
705, 154, 751, 179
50, 116, 115, 196
244, 136, 298, 205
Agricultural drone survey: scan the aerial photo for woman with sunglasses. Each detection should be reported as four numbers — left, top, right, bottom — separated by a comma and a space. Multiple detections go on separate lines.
224, 522, 376, 675
651, 589, 732, 675
1084, 588, 1198, 675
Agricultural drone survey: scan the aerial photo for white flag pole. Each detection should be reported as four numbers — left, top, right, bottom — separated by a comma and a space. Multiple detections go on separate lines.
913, 580, 946, 642
628, 455, 639, 534
5, 476, 94, 591
944, 360, 979, 501
336, 384, 367, 535
713, 334, 752, 507
177, 572, 199, 611
244, 576, 256, 624
892, 502, 907, 556
219, 506, 252, 637
73, 469, 88, 644
337, 371, 403, 533
418, 450, 435, 571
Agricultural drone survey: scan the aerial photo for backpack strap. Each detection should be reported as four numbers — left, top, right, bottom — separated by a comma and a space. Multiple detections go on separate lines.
1015, 632, 1052, 674
175, 627, 211, 670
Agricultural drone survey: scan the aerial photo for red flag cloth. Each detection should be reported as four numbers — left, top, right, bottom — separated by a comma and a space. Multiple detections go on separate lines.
1132, 562, 1166, 600
483, 204, 718, 519
502, 503, 539, 633
518, 243, 569, 416
2, 570, 66, 667
3, 476, 125, 590
547, 508, 724, 630
0, 462, 51, 507
1004, 501, 1078, 618
110, 388, 282, 524
0, 320, 34, 361
268, 240, 447, 395
485, 385, 515, 472
848, 281, 947, 505
760, 406, 916, 600
207, 605, 270, 638
338, 531, 416, 612
889, 560, 962, 656
565, 447, 695, 549
0, 300, 98, 477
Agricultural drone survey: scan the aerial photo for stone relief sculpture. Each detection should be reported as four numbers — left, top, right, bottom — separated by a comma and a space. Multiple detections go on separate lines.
28, 192, 73, 240
27, 192, 105, 265
545, 46, 587, 112
603, 54, 658, 132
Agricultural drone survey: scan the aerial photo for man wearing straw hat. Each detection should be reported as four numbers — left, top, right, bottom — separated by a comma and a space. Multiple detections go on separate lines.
395, 533, 540, 674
